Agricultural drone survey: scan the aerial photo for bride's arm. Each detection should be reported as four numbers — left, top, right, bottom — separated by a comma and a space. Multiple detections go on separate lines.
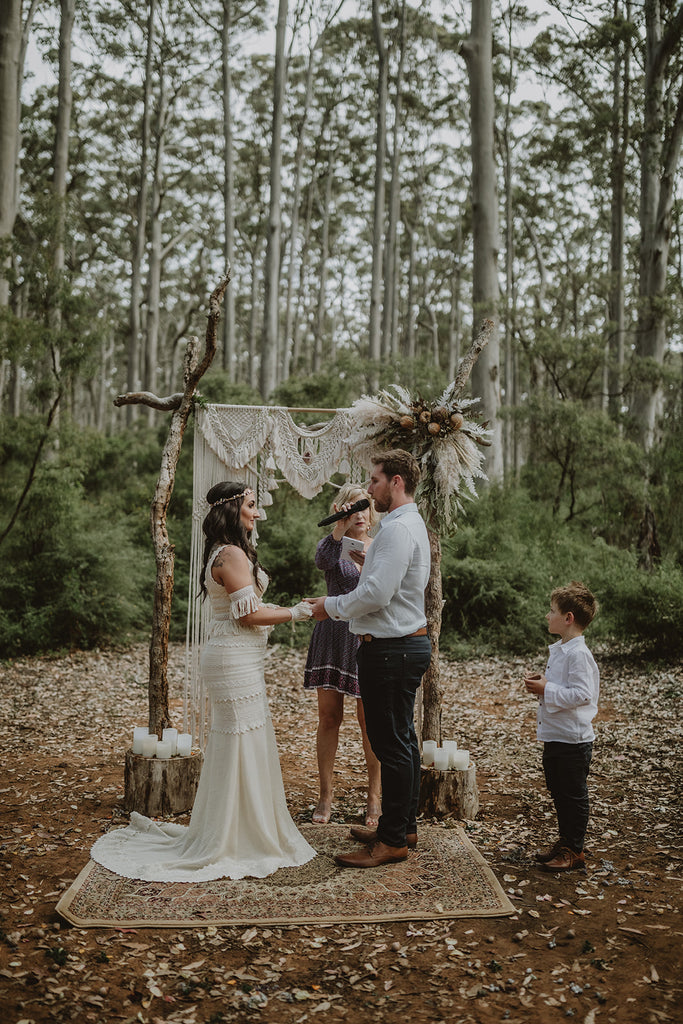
212, 545, 310, 625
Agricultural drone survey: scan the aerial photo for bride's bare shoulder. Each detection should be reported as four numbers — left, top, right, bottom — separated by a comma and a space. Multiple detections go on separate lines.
211, 544, 252, 584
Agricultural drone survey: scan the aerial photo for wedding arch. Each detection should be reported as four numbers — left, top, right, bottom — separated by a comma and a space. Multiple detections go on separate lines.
184, 318, 495, 752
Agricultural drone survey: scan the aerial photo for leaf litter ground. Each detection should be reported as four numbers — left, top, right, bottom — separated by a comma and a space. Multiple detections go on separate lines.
0, 642, 680, 1024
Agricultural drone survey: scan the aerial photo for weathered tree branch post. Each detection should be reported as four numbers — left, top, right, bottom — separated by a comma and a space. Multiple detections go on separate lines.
114, 274, 229, 815
418, 317, 493, 820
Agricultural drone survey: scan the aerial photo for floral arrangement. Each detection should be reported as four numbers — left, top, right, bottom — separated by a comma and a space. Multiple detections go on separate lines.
346, 382, 492, 532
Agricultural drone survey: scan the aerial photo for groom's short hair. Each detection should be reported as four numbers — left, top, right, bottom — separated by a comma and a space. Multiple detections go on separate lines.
372, 449, 421, 496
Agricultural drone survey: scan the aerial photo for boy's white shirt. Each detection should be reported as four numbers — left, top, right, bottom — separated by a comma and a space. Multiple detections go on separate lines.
536, 635, 600, 743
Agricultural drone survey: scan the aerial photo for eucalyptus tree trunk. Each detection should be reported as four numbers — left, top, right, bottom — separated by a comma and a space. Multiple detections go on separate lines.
45, 0, 74, 421
248, 236, 263, 390
312, 147, 336, 373
500, 2, 515, 477
460, 0, 503, 481
144, 82, 167, 425
381, 0, 406, 360
282, 37, 316, 382
405, 220, 416, 360
51, 0, 74, 305
369, 0, 388, 382
0, 0, 37, 413
606, 0, 631, 421
291, 171, 315, 373
126, 0, 155, 424
0, 0, 21, 318
259, 0, 288, 399
448, 226, 462, 382
221, 0, 236, 378
631, 0, 683, 449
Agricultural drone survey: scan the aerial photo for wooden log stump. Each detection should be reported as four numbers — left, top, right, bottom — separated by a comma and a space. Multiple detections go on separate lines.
418, 763, 479, 820
124, 751, 204, 817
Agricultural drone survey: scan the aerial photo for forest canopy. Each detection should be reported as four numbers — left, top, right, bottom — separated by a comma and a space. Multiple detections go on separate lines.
0, 0, 682, 658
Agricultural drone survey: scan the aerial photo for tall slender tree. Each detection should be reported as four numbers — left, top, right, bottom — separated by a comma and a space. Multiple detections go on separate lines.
631, 0, 683, 449
461, 0, 503, 481
259, 0, 288, 399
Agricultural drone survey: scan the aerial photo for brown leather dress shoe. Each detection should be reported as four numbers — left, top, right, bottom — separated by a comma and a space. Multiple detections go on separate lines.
349, 825, 418, 848
541, 847, 586, 872
334, 841, 409, 868
534, 839, 563, 863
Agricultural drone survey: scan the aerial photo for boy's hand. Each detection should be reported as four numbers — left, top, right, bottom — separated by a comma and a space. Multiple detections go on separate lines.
524, 671, 546, 695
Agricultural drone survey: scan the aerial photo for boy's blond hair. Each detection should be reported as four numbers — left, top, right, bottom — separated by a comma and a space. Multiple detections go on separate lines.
551, 581, 598, 630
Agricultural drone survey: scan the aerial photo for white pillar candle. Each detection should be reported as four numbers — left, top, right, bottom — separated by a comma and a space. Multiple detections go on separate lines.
162, 728, 178, 756
422, 740, 437, 766
442, 740, 458, 767
176, 733, 192, 757
141, 734, 158, 757
433, 747, 450, 771
451, 750, 470, 770
155, 740, 172, 759
132, 727, 149, 755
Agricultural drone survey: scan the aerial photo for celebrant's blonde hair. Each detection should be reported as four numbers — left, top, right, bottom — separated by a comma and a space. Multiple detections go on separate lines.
332, 483, 378, 528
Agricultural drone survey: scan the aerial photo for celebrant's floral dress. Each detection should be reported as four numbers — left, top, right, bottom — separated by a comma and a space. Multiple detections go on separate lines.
91, 546, 315, 882
303, 534, 363, 697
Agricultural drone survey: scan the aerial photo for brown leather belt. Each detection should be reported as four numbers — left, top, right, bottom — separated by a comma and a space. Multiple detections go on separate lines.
358, 626, 428, 642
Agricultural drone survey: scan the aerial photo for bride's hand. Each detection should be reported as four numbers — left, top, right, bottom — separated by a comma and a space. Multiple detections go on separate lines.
289, 601, 314, 621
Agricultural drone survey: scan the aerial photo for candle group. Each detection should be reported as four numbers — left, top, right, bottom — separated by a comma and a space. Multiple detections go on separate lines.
131, 727, 193, 758
422, 739, 470, 771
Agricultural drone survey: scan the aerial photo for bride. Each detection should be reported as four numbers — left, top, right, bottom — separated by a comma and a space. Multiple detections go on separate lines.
91, 482, 316, 882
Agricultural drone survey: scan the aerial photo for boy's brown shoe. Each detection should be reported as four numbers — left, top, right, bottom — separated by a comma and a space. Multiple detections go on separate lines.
534, 840, 563, 863
541, 847, 586, 872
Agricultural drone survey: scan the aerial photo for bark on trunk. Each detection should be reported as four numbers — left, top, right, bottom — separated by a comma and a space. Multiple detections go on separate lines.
631, 1, 683, 449
221, 0, 236, 378
283, 39, 316, 381
48, 0, 74, 414
312, 147, 335, 373
124, 749, 204, 817
460, 0, 503, 481
259, 0, 288, 399
127, 0, 155, 422
368, 0, 387, 384
381, 0, 405, 360
607, 0, 630, 421
144, 71, 168, 424
418, 763, 479, 820
0, 0, 21, 315
421, 526, 443, 743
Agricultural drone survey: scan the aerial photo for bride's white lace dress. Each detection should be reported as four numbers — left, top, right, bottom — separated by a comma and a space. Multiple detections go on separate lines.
90, 546, 316, 881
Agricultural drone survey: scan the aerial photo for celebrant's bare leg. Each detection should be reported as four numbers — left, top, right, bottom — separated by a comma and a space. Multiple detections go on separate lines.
313, 690, 343, 823
357, 697, 381, 827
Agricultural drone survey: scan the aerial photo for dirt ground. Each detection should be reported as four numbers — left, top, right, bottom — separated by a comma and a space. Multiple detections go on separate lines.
0, 641, 681, 1024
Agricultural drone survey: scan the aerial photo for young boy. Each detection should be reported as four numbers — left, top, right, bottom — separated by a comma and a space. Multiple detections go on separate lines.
524, 581, 600, 872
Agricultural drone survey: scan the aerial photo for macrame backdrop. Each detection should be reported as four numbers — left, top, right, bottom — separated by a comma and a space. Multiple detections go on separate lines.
185, 404, 362, 747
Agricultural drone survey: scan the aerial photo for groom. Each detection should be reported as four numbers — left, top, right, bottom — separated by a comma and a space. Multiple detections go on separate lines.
308, 449, 432, 867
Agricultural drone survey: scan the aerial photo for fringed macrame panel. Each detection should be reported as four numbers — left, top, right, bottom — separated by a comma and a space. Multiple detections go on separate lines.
185, 404, 362, 749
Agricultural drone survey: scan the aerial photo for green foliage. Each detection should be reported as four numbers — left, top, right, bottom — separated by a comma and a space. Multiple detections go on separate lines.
517, 396, 645, 540
0, 417, 156, 656
440, 484, 683, 658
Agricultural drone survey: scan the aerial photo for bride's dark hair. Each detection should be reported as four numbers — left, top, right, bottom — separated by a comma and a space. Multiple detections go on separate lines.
199, 482, 262, 597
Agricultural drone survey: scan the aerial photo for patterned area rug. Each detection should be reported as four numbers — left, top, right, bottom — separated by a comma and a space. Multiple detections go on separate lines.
57, 823, 515, 928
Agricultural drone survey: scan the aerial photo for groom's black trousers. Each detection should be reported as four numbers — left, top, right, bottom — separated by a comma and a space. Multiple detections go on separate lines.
356, 634, 432, 848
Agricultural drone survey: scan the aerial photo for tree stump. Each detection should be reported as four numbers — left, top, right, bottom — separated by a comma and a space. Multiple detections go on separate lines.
418, 763, 479, 820
124, 751, 204, 817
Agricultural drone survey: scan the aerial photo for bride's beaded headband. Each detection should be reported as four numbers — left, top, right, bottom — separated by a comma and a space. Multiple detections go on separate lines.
210, 487, 253, 508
